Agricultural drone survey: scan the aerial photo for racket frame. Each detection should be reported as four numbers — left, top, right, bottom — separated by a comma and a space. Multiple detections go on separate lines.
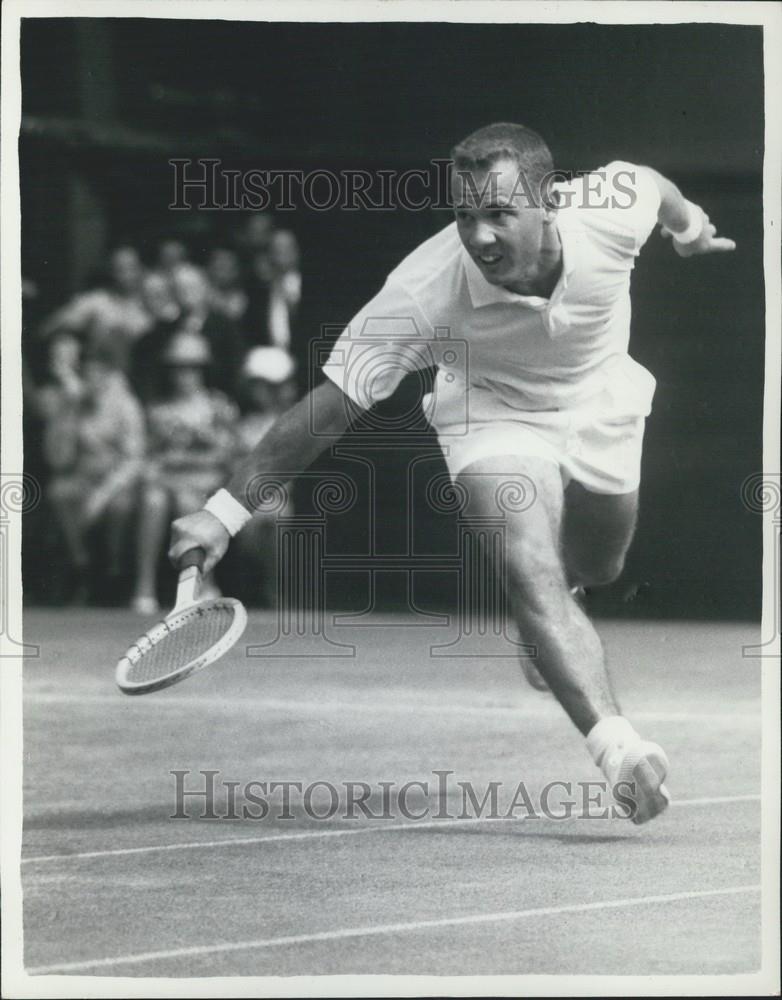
115, 553, 248, 695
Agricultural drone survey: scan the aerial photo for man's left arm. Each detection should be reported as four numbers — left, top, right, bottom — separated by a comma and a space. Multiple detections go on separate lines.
642, 167, 737, 258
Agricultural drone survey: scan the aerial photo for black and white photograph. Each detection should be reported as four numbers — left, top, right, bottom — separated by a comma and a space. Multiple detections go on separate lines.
1, 1, 780, 995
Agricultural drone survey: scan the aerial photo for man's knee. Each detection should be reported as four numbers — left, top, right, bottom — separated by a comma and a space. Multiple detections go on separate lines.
563, 483, 637, 589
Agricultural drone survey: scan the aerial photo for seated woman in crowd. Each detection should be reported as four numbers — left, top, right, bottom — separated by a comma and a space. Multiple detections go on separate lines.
27, 228, 306, 607
131, 332, 239, 615
39, 246, 152, 374
39, 336, 145, 603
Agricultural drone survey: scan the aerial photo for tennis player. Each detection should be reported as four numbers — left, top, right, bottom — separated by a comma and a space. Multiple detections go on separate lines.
169, 123, 735, 824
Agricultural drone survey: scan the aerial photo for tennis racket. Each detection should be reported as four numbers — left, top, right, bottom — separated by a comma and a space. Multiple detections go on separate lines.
116, 548, 248, 695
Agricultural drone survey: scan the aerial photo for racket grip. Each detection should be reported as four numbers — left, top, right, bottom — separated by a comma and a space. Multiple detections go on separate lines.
177, 547, 206, 574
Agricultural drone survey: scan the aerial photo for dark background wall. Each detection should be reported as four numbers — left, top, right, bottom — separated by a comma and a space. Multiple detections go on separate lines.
20, 18, 765, 617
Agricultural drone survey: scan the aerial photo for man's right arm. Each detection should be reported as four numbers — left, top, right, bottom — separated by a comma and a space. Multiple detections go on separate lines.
168, 378, 356, 573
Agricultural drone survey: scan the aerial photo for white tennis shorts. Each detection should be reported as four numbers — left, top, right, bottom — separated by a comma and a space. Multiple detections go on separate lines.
429, 363, 656, 496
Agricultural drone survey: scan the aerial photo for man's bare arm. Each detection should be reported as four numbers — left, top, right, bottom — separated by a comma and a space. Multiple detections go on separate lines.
643, 166, 737, 257
168, 378, 357, 572
225, 378, 352, 506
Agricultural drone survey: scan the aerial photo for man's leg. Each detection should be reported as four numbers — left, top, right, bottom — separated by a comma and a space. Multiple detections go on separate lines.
457, 456, 669, 824
563, 481, 639, 588
520, 482, 635, 687
458, 456, 619, 735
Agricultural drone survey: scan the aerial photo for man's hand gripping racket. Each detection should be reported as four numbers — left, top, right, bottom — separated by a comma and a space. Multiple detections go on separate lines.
116, 512, 245, 694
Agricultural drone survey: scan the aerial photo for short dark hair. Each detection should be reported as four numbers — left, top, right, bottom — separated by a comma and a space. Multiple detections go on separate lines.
451, 123, 554, 205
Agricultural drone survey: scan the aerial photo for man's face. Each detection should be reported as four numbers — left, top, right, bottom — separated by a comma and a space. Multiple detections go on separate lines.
110, 248, 143, 294
245, 214, 273, 251
452, 158, 547, 289
159, 241, 187, 272
269, 232, 299, 272
208, 249, 240, 289
172, 267, 208, 312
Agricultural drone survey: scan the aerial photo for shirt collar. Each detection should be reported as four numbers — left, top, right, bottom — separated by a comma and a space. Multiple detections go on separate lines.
462, 216, 580, 310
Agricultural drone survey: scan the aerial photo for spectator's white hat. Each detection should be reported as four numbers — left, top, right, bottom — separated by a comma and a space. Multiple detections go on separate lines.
242, 346, 296, 384
163, 331, 212, 366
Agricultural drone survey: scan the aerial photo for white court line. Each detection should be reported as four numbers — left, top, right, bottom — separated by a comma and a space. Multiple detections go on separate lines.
26, 883, 761, 975
670, 793, 760, 807
21, 793, 760, 866
23, 690, 761, 724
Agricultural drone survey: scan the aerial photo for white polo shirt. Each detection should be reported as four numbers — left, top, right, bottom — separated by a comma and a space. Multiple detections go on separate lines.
322, 161, 662, 429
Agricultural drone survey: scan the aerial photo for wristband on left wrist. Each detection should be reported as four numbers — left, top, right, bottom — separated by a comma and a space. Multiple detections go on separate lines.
670, 200, 704, 245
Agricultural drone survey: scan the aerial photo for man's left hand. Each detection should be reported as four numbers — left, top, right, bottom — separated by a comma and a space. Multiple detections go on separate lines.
661, 211, 737, 257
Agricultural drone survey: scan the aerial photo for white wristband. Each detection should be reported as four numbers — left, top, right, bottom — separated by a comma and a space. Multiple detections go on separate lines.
671, 199, 704, 245
204, 488, 253, 537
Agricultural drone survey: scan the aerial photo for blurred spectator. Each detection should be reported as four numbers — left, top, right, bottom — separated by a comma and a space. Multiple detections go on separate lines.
130, 273, 182, 403
156, 238, 189, 278
141, 271, 180, 325
24, 220, 309, 608
40, 339, 145, 604
232, 346, 298, 607
39, 245, 152, 373
131, 332, 239, 614
33, 331, 83, 417
236, 212, 274, 266
267, 230, 302, 349
269, 229, 300, 274
171, 263, 246, 396
131, 263, 246, 401
206, 247, 249, 323
245, 229, 302, 351
236, 346, 298, 451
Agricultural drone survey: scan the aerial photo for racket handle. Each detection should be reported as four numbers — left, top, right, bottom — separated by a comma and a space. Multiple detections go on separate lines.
177, 547, 206, 574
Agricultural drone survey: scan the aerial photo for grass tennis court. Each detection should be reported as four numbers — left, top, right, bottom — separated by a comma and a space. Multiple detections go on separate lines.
21, 608, 761, 977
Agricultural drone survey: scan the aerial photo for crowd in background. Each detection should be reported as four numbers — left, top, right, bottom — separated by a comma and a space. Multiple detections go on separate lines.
22, 213, 301, 612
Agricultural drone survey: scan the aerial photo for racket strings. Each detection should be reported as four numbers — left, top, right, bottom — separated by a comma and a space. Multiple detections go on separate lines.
125, 604, 237, 684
